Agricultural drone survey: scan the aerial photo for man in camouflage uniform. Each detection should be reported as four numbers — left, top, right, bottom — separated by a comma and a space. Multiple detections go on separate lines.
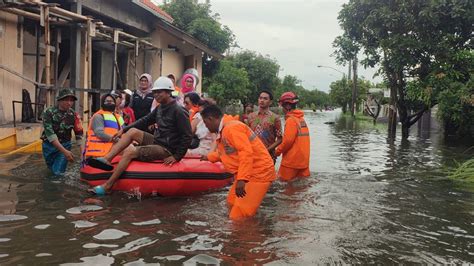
41, 89, 83, 175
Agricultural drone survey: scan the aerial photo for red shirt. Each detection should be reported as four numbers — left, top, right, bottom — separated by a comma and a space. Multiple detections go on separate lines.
122, 107, 136, 126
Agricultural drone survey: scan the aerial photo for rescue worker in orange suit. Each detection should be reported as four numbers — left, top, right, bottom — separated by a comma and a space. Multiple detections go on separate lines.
83, 94, 124, 159
275, 92, 310, 182
200, 105, 276, 220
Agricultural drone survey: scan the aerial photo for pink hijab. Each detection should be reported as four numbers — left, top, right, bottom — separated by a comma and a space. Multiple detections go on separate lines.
180, 74, 196, 94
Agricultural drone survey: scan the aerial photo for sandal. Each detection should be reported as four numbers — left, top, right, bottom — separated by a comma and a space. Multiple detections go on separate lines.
88, 185, 106, 196
87, 157, 113, 171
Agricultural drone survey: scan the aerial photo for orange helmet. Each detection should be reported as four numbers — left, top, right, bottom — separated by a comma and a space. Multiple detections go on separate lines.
279, 92, 299, 104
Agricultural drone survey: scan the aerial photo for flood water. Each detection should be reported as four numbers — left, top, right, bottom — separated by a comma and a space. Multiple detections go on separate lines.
0, 109, 473, 264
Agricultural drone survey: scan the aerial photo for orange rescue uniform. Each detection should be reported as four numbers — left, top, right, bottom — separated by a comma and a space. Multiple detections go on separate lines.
275, 109, 310, 181
207, 116, 276, 219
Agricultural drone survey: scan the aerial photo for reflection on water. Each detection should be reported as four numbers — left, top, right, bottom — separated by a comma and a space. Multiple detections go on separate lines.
0, 109, 472, 264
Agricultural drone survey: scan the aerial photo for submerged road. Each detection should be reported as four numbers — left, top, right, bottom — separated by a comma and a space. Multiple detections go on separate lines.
0, 109, 472, 264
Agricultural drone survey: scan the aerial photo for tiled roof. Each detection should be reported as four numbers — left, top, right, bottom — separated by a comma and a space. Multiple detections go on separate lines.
139, 0, 174, 23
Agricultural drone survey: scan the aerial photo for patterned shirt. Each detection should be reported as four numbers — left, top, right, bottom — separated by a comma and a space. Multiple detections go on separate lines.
41, 106, 84, 143
247, 109, 282, 148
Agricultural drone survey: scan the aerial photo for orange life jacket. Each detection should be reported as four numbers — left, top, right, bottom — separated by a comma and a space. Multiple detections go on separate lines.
207, 118, 276, 182
275, 110, 310, 169
84, 110, 124, 158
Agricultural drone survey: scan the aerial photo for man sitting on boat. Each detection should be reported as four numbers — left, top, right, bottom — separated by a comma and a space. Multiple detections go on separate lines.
87, 76, 193, 195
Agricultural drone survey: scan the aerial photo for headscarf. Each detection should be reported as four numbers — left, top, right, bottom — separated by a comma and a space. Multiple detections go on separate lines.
137, 73, 152, 98
180, 73, 196, 94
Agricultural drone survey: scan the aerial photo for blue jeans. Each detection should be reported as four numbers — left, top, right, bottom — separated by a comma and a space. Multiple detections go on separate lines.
42, 141, 72, 175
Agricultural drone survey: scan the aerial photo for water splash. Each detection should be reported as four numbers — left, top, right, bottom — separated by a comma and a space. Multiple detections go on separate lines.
93, 229, 129, 240
154, 255, 185, 261
72, 220, 98, 228
56, 215, 66, 220
178, 235, 223, 252
34, 224, 50, 230
172, 233, 198, 242
110, 237, 158, 256
66, 205, 103, 215
60, 254, 114, 265
132, 219, 161, 226
35, 253, 52, 257
0, 238, 11, 242
0, 214, 27, 222
183, 254, 220, 265
82, 243, 119, 249
123, 258, 159, 265
185, 220, 208, 226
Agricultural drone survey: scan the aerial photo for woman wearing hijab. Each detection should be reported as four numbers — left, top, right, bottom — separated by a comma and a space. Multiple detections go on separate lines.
180, 73, 196, 94
130, 73, 154, 120
83, 94, 124, 159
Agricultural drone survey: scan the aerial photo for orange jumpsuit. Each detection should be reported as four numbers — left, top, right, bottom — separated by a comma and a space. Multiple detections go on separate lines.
275, 110, 310, 181
207, 117, 276, 219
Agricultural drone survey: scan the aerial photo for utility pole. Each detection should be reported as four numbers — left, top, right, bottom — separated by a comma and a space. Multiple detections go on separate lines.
348, 59, 351, 80
350, 56, 358, 117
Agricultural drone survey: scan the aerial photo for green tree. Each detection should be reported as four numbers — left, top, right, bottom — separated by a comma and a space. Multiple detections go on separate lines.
162, 0, 235, 88
329, 78, 351, 113
162, 0, 234, 54
334, 0, 473, 139
276, 75, 331, 109
207, 60, 250, 106
229, 51, 280, 104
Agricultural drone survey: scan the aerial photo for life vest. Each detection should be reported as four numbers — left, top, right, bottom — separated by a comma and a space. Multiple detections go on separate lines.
277, 111, 310, 169
84, 110, 124, 158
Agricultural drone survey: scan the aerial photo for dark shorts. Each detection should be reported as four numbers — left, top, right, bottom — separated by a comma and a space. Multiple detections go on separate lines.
135, 131, 171, 162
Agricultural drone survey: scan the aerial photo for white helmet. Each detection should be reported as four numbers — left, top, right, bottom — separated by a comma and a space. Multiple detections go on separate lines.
151, 77, 174, 91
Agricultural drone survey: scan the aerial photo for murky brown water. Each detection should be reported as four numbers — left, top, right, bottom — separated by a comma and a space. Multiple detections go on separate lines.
0, 110, 473, 264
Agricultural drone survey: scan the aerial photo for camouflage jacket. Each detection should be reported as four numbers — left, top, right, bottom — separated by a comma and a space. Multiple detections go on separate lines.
41, 106, 84, 143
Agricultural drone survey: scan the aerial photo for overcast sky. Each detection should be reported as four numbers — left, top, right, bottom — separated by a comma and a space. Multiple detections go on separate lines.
211, 0, 383, 92
156, 0, 381, 92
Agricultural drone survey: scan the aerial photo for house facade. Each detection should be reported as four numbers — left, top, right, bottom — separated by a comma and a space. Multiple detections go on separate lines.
0, 0, 222, 128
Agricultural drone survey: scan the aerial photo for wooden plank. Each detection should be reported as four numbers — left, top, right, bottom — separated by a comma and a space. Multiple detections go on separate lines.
0, 139, 42, 157
0, 133, 17, 150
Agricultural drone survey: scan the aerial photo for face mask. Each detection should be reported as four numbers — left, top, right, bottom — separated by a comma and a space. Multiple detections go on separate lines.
102, 103, 116, 112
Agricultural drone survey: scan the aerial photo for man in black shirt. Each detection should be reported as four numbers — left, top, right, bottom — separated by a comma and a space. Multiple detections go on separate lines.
87, 76, 192, 195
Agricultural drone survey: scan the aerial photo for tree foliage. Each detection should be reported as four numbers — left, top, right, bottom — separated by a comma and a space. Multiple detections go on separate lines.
162, 0, 234, 54
228, 51, 281, 104
334, 0, 473, 138
207, 60, 249, 106
276, 75, 331, 110
329, 77, 371, 113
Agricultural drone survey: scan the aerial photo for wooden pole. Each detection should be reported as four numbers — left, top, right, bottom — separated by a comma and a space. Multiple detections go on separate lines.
112, 29, 118, 91
350, 56, 358, 117
42, 6, 52, 106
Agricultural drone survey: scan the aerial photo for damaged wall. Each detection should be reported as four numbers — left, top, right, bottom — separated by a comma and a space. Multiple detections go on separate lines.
0, 11, 24, 124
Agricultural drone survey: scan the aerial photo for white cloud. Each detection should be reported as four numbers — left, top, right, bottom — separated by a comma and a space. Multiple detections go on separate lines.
211, 0, 381, 92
